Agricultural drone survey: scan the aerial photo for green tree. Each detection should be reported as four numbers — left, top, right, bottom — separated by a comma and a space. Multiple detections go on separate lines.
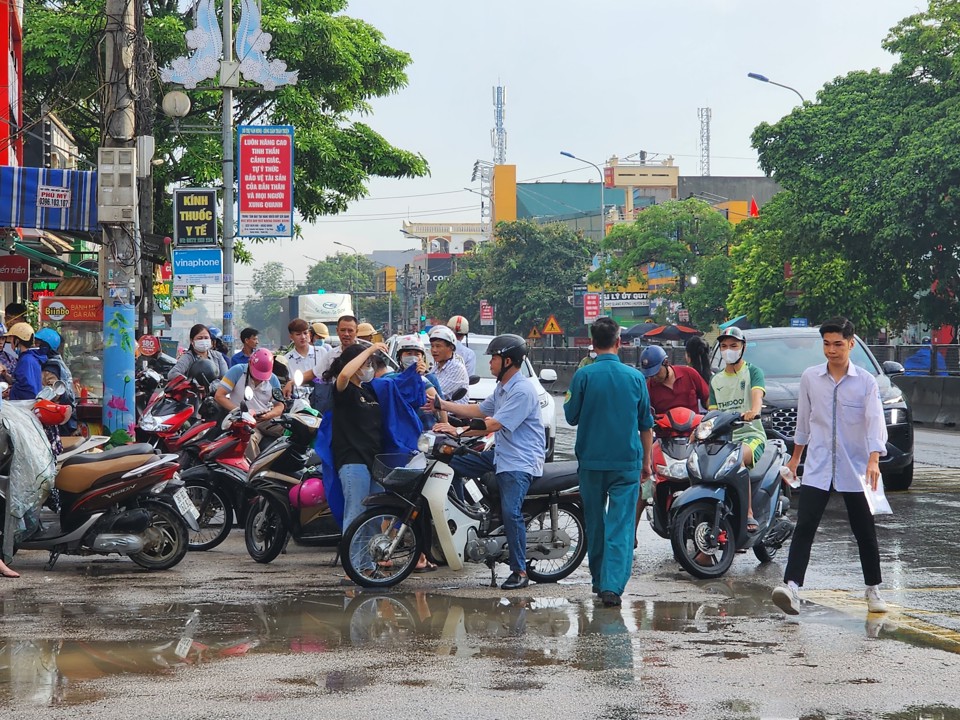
478, 221, 596, 336
596, 198, 733, 325
242, 261, 291, 346
23, 0, 428, 244
425, 250, 487, 330
296, 253, 379, 296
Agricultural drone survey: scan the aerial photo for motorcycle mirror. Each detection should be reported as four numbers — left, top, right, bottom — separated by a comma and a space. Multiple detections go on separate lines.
293, 369, 304, 387
244, 385, 254, 401
468, 375, 480, 386
272, 388, 285, 403
468, 418, 487, 431
37, 386, 56, 401
52, 380, 66, 397
449, 387, 468, 402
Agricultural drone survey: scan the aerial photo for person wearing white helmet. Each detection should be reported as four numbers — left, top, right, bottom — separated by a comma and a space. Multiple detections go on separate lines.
390, 334, 447, 428
448, 315, 476, 376
428, 325, 469, 405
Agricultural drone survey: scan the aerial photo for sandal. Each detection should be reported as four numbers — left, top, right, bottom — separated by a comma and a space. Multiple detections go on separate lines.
746, 517, 759, 533
414, 561, 438, 573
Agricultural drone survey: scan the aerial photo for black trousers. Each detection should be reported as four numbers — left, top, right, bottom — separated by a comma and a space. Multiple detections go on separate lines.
783, 484, 882, 587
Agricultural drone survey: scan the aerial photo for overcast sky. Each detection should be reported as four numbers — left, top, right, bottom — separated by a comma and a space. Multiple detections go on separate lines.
238, 0, 925, 288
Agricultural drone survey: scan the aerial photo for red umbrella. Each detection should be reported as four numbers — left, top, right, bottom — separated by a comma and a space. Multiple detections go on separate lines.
639, 324, 703, 341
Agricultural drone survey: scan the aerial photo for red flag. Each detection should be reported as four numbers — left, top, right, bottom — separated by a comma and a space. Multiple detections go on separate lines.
749, 196, 760, 217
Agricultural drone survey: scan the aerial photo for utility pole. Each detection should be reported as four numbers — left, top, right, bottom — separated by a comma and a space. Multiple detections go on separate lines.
99, 0, 139, 436
221, 0, 237, 354
402, 263, 411, 332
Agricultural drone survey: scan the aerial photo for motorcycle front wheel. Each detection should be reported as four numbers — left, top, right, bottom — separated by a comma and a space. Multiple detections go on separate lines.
525, 503, 587, 583
185, 480, 232, 551
244, 494, 288, 563
340, 508, 423, 589
670, 501, 736, 579
130, 501, 190, 570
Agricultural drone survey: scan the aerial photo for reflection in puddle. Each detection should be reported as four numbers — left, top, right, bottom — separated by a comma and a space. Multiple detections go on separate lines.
1, 586, 957, 707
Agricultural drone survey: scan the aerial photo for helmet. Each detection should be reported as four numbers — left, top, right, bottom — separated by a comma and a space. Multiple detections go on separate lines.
654, 407, 702, 437
394, 334, 425, 359
717, 326, 746, 344
289, 477, 326, 508
428, 325, 457, 346
208, 327, 222, 339
356, 322, 376, 339
35, 328, 62, 352
921, 336, 932, 344
7, 322, 34, 343
249, 348, 274, 382
188, 358, 219, 386
448, 315, 469, 335
311, 321, 329, 338
486, 334, 527, 366
639, 345, 668, 378
34, 398, 70, 426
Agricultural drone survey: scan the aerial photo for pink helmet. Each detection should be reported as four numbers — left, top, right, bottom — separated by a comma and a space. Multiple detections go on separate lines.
249, 348, 274, 381
289, 477, 326, 508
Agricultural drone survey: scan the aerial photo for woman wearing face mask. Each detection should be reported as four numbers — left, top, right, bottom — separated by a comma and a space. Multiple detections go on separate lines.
322, 341, 390, 530
390, 334, 447, 428
167, 324, 229, 382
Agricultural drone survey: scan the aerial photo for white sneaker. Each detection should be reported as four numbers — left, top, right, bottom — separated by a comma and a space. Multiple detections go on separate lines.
772, 584, 800, 615
865, 585, 888, 613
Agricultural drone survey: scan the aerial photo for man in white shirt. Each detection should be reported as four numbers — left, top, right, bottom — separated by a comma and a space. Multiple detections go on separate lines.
284, 318, 320, 384
771, 317, 890, 616
428, 325, 469, 405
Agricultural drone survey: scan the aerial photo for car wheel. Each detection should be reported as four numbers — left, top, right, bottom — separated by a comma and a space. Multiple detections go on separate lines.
544, 431, 555, 463
883, 462, 914, 491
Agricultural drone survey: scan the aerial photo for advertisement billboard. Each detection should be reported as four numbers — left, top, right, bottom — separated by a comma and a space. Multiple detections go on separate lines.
237, 125, 294, 238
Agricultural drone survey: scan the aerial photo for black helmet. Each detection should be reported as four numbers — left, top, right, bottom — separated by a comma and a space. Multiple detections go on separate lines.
188, 358, 219, 386
486, 334, 527, 366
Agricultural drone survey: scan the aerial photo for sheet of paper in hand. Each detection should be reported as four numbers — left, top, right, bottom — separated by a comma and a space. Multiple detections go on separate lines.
859, 474, 893, 515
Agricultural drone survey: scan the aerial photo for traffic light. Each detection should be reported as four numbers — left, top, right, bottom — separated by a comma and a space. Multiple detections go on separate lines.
419, 314, 426, 322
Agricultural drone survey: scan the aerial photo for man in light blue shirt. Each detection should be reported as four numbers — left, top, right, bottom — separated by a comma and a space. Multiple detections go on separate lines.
432, 334, 544, 590
772, 317, 890, 616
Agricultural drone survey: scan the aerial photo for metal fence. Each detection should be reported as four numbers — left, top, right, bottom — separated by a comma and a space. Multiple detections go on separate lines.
528, 344, 960, 376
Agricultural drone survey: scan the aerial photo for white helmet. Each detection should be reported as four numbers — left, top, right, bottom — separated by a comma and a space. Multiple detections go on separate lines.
394, 333, 425, 360
428, 325, 457, 346
448, 315, 469, 335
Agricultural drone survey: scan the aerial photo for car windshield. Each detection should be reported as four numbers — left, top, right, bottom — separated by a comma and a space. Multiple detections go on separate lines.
730, 336, 879, 379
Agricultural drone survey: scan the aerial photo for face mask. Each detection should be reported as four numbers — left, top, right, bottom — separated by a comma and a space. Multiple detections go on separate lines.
194, 339, 212, 353
401, 356, 419, 369
14, 345, 22, 357
358, 366, 375, 383
721, 349, 741, 365
314, 339, 324, 347
588, 352, 597, 359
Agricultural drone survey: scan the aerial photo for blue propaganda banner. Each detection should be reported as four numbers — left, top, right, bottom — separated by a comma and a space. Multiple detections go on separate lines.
0, 166, 99, 232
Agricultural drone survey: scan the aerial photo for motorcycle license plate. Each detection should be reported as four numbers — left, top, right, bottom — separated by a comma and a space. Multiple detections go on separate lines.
173, 488, 201, 521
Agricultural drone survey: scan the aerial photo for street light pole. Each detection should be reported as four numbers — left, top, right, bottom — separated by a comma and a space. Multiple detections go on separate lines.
560, 151, 606, 315
747, 72, 806, 104
400, 229, 430, 328
333, 240, 360, 296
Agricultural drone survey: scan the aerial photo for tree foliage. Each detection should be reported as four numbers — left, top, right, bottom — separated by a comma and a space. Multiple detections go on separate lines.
22, 0, 428, 245
426, 221, 596, 337
750, 0, 960, 329
296, 253, 379, 296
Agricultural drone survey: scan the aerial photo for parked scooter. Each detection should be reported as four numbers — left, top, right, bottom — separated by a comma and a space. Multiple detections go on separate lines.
0, 400, 200, 570
668, 410, 794, 579
180, 404, 257, 551
339, 430, 586, 589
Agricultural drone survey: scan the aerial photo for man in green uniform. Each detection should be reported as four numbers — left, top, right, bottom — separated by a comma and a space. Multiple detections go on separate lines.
564, 317, 653, 607
707, 326, 766, 531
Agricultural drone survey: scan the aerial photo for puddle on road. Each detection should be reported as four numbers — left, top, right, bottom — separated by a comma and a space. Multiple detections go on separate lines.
1, 586, 958, 707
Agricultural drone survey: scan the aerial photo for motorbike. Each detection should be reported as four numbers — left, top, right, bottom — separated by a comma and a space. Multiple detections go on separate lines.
0, 397, 200, 570
645, 407, 702, 540
243, 408, 339, 563
137, 373, 222, 468
338, 430, 587, 589
180, 404, 257, 551
668, 410, 795, 579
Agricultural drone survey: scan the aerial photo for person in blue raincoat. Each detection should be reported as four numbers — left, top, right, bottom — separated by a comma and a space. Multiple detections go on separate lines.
1, 323, 47, 400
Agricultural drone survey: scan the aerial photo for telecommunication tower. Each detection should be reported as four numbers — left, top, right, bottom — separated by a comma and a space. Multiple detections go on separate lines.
698, 107, 711, 177
492, 85, 507, 165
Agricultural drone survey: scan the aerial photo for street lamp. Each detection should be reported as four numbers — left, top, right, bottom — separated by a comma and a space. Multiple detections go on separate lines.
400, 229, 430, 330
333, 240, 360, 295
747, 72, 806, 104
560, 150, 607, 314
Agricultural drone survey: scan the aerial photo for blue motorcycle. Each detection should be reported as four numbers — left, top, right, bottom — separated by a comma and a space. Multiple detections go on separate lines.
668, 410, 794, 579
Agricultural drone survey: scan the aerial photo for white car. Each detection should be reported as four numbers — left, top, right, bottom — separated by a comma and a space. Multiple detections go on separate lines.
464, 334, 558, 462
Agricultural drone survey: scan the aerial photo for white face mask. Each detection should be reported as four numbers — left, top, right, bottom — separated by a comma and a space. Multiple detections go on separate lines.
194, 338, 212, 353
400, 356, 419, 369
588, 351, 597, 359
721, 348, 741, 365
358, 366, 375, 383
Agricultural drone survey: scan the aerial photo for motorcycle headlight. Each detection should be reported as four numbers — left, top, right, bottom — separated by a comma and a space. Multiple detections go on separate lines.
686, 452, 702, 480
417, 432, 438, 454
142, 414, 174, 432
718, 447, 742, 477
657, 462, 688, 480
695, 418, 715, 441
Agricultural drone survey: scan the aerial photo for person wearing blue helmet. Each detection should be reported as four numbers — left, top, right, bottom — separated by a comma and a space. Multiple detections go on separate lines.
208, 326, 229, 356
35, 327, 78, 433
640, 344, 709, 416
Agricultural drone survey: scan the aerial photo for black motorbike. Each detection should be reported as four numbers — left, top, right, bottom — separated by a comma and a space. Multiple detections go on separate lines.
668, 410, 794, 579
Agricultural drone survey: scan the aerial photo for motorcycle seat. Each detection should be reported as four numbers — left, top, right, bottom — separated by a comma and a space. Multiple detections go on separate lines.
60, 443, 158, 467
481, 460, 580, 497
56, 454, 158, 494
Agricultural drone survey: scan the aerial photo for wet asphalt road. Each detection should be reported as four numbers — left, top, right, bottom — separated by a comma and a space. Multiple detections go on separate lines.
2, 412, 960, 718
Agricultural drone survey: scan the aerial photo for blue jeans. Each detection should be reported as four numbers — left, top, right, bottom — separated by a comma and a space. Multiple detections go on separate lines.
450, 448, 495, 500
497, 470, 533, 574
339, 463, 384, 530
